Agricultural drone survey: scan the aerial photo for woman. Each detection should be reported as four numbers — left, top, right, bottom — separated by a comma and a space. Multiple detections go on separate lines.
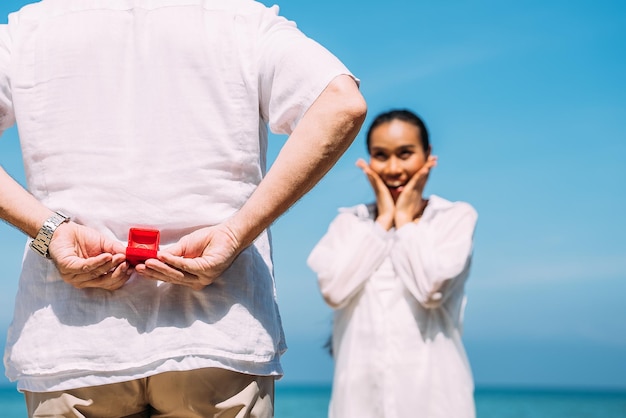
308, 109, 477, 418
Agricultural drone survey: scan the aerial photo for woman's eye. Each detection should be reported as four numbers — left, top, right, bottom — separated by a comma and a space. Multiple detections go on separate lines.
373, 153, 387, 160
399, 151, 412, 159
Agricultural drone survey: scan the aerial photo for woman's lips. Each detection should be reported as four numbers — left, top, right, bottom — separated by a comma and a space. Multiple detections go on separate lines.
388, 185, 405, 198
387, 184, 405, 193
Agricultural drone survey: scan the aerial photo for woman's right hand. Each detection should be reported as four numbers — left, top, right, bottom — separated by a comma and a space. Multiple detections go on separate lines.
356, 159, 395, 230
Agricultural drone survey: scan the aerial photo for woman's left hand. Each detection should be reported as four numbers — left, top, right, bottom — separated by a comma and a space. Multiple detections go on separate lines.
395, 155, 437, 227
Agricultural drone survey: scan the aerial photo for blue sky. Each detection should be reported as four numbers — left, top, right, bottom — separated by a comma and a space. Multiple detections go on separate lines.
1, 0, 625, 390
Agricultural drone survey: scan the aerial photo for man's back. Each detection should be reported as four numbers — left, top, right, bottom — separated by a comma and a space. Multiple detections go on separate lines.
1, 0, 357, 393
7, 0, 307, 235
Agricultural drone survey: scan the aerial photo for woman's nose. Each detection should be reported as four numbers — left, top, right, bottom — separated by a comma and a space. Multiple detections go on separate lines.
386, 156, 402, 174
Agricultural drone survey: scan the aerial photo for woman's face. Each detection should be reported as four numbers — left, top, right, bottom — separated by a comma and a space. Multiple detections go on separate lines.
368, 119, 428, 202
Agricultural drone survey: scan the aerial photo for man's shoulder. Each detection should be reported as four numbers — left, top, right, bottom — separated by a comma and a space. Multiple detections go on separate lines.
10, 0, 274, 18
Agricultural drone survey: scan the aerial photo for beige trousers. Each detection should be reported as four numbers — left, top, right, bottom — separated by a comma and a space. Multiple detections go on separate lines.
24, 368, 275, 418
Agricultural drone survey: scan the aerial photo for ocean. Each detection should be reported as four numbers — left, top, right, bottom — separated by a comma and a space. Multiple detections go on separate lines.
0, 384, 624, 417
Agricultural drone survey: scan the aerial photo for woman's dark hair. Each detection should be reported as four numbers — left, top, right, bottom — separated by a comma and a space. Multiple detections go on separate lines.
365, 109, 430, 154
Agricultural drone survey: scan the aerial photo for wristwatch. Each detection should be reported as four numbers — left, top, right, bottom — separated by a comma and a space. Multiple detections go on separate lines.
30, 211, 71, 258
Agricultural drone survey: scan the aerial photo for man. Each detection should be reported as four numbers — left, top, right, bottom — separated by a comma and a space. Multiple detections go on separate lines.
0, 0, 366, 416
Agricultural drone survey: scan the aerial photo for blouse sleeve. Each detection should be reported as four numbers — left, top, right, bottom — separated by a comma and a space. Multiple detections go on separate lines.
0, 24, 15, 136
307, 212, 391, 309
390, 202, 478, 309
255, 5, 355, 135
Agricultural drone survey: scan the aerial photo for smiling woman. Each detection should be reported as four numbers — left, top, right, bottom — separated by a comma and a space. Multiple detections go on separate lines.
363, 109, 433, 208
307, 109, 479, 418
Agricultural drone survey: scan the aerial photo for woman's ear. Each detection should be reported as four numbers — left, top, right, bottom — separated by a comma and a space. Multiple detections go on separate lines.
426, 145, 432, 157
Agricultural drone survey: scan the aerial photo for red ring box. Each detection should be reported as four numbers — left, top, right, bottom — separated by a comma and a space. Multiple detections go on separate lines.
126, 228, 160, 266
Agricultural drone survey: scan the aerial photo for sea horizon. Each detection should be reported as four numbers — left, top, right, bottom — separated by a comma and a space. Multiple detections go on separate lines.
1, 381, 625, 390
0, 382, 624, 418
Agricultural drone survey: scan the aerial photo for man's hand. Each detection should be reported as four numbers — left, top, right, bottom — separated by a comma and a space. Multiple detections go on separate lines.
136, 224, 242, 291
48, 222, 130, 290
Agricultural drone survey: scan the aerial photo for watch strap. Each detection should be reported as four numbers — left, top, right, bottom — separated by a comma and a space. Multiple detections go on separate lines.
30, 211, 71, 258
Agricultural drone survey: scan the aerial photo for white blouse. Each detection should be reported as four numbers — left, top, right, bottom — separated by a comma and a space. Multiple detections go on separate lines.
0, 0, 353, 391
308, 195, 478, 418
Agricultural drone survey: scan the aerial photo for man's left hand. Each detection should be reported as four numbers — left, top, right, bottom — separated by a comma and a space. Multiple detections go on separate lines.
136, 224, 242, 291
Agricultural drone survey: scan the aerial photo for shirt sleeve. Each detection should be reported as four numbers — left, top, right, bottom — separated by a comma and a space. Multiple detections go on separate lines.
0, 24, 15, 136
390, 203, 478, 309
307, 212, 391, 309
256, 6, 356, 135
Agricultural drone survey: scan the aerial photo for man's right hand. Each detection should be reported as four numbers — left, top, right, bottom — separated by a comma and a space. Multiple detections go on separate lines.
48, 222, 130, 290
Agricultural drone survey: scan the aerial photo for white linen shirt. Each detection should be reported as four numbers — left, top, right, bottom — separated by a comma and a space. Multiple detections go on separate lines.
0, 0, 354, 392
308, 195, 478, 418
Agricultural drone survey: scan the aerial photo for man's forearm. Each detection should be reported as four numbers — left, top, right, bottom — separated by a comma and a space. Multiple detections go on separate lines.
226, 74, 367, 249
0, 166, 52, 237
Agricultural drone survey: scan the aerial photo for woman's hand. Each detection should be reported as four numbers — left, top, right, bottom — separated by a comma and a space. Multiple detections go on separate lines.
394, 155, 437, 227
49, 222, 130, 290
356, 159, 395, 230
136, 224, 243, 291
